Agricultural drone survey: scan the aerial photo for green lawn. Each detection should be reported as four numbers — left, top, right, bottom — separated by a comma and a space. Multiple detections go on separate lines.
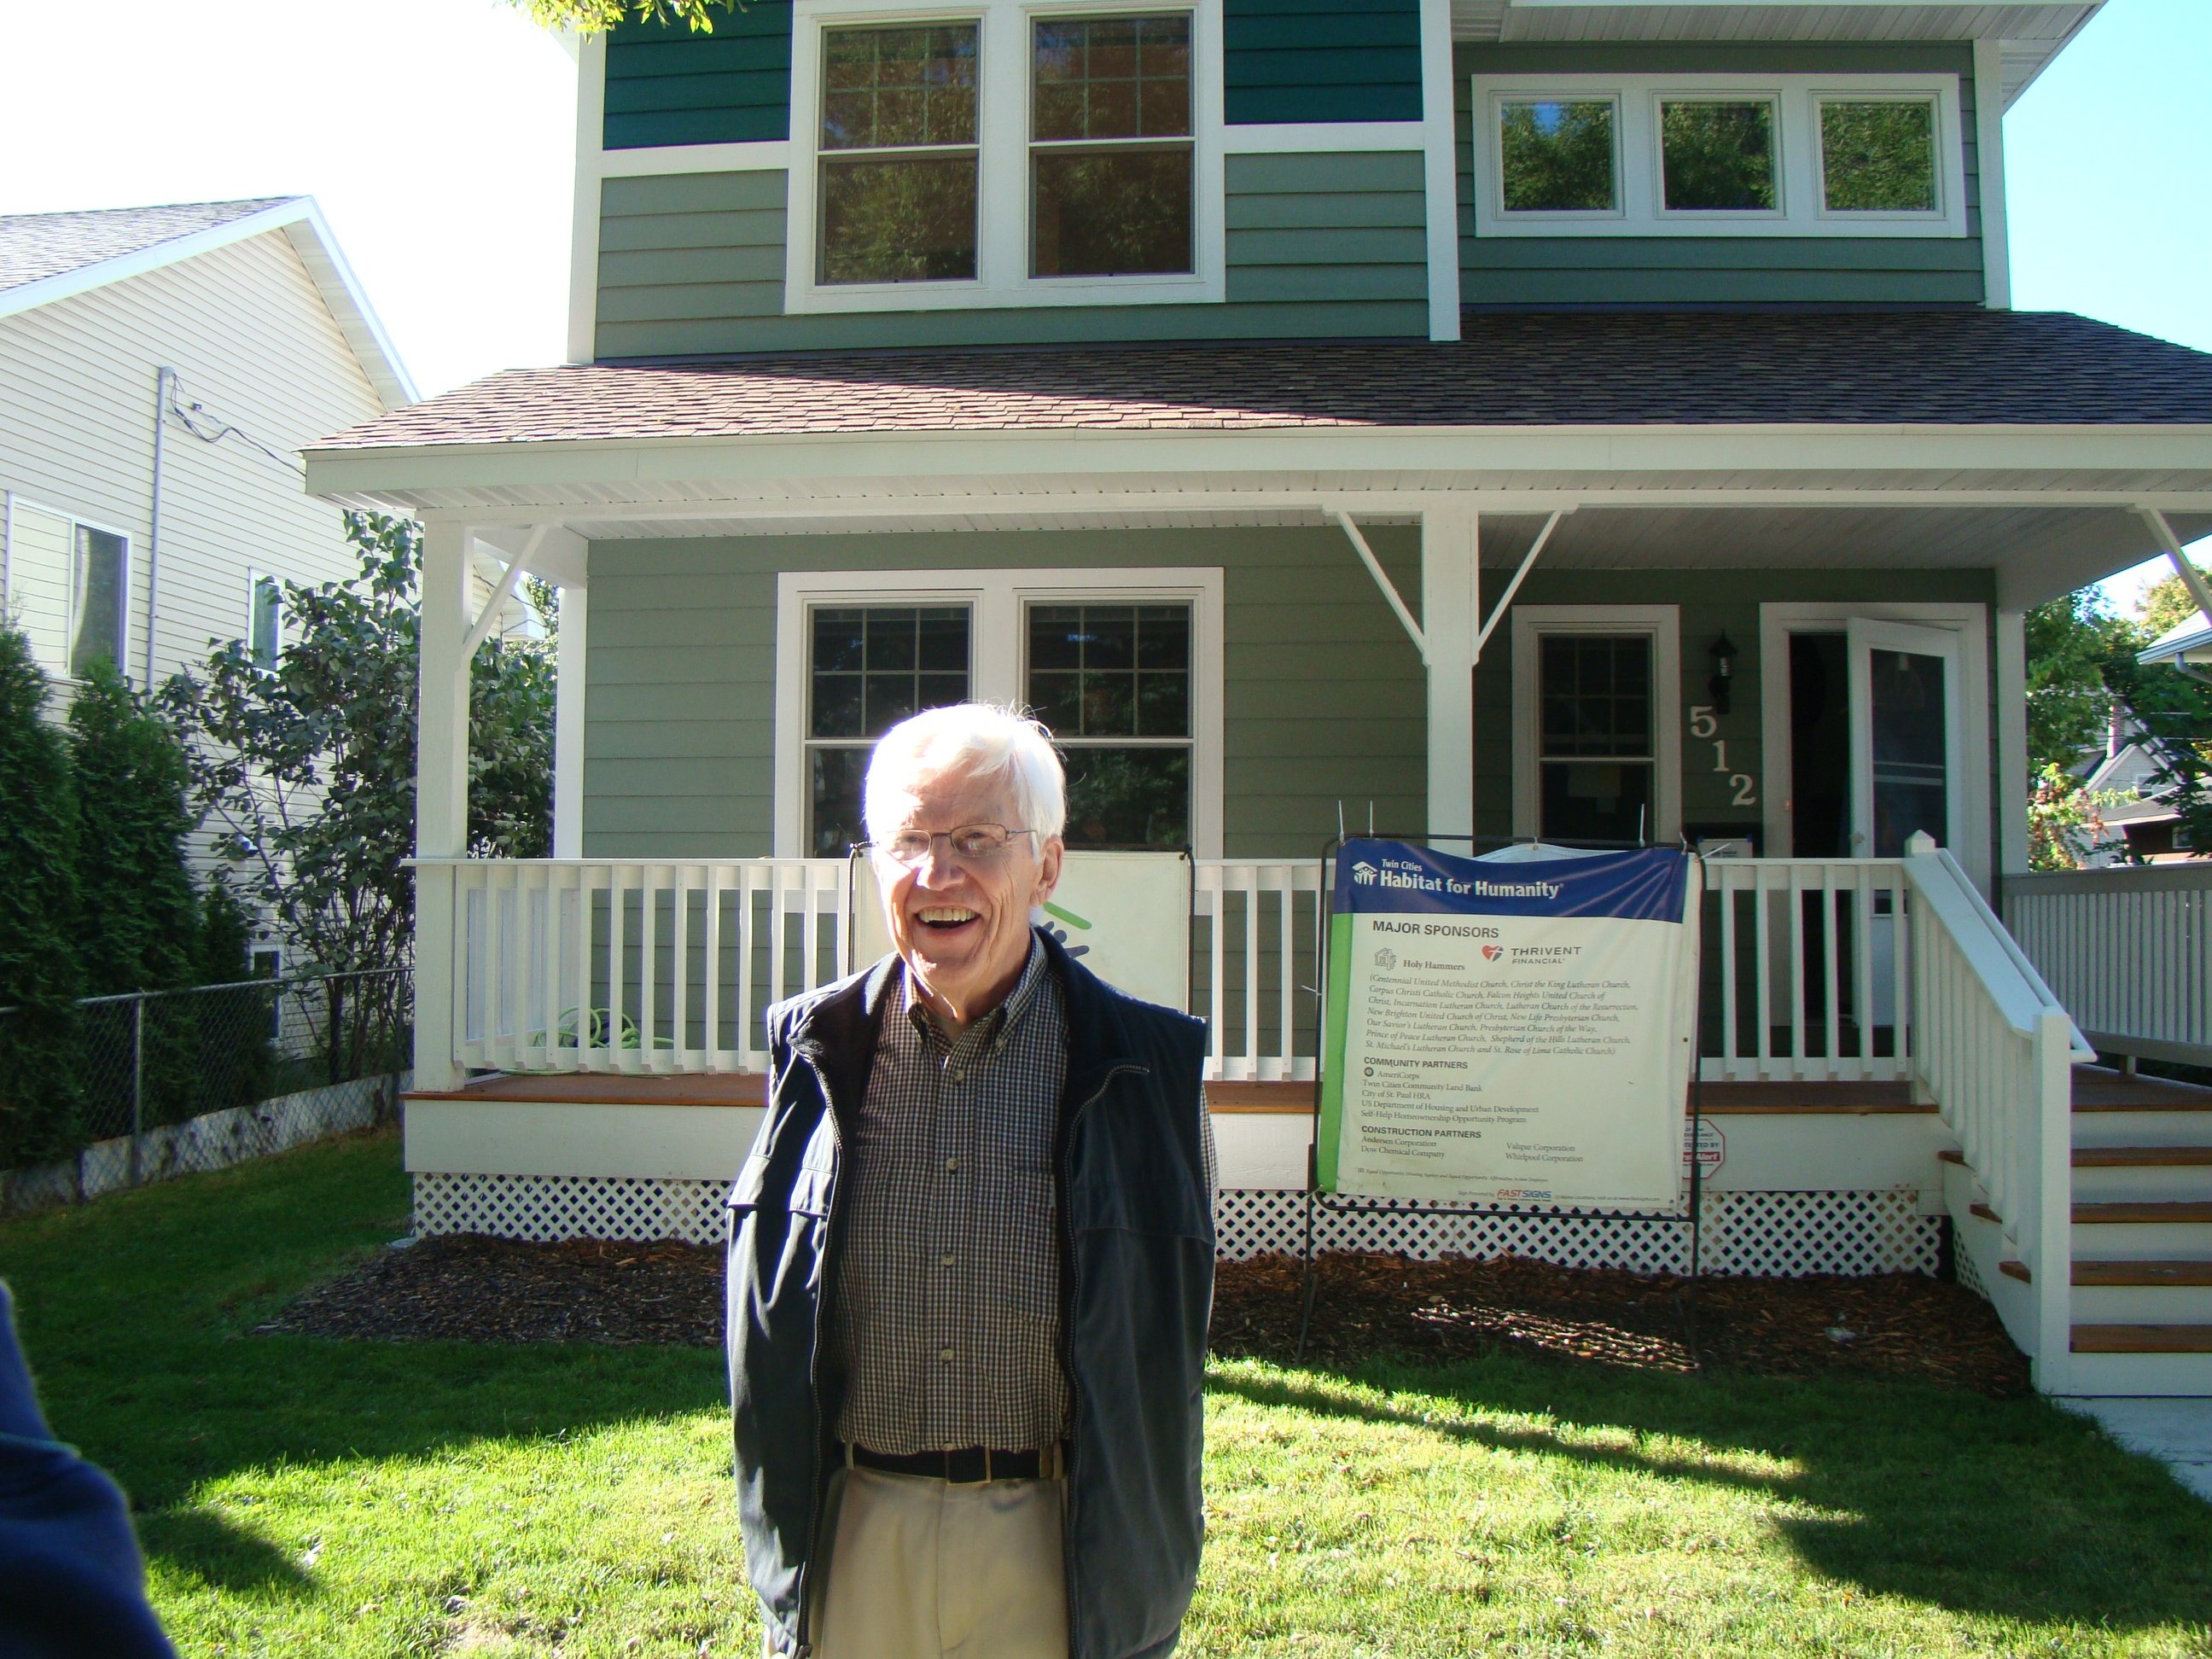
3, 1133, 2211, 1656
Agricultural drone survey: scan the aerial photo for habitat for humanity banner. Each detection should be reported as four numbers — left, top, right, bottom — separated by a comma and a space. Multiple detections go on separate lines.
1317, 841, 1698, 1208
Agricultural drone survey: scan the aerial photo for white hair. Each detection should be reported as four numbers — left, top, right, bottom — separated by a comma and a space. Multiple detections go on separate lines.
863, 703, 1068, 844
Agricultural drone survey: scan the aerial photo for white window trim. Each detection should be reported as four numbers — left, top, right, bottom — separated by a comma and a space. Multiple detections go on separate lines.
1757, 601, 1991, 894
1469, 72, 1967, 240
1510, 604, 1682, 846
774, 564, 1225, 856
783, 0, 1226, 312
9, 497, 136, 686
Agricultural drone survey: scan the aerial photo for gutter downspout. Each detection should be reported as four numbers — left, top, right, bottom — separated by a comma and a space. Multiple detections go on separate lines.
143, 366, 174, 688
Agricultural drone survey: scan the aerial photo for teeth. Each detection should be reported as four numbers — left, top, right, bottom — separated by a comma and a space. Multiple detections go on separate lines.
917, 907, 978, 924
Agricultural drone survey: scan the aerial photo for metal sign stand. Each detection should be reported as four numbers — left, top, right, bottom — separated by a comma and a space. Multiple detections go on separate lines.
1292, 834, 1710, 1365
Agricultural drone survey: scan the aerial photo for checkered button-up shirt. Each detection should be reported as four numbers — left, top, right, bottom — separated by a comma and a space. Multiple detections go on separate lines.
830, 938, 1071, 1455
828, 934, 1215, 1456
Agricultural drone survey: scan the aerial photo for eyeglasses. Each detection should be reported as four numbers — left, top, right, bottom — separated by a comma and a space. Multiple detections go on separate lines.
870, 823, 1038, 865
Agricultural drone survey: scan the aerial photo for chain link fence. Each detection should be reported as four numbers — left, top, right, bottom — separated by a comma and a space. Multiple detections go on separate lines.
0, 969, 411, 1210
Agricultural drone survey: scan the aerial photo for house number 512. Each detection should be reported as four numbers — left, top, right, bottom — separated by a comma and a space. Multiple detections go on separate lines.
1689, 705, 1758, 807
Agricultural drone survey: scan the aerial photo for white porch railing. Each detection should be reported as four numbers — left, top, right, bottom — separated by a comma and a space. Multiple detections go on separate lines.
1906, 841, 2093, 1384
1700, 858, 1913, 1083
452, 859, 850, 1074
441, 854, 1998, 1089
2005, 863, 2212, 1067
1193, 859, 1324, 1082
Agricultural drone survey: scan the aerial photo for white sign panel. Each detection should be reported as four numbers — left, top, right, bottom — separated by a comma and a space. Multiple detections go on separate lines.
1318, 841, 1698, 1209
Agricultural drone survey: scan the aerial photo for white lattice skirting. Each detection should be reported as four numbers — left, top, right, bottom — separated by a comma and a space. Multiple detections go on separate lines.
413, 1175, 1941, 1278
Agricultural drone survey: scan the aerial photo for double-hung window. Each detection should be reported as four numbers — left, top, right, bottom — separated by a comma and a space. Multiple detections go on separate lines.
1512, 607, 1680, 846
68, 524, 128, 680
248, 573, 282, 671
805, 604, 973, 853
793, 3, 1215, 310
1026, 601, 1192, 847
818, 23, 981, 284
1031, 15, 1193, 277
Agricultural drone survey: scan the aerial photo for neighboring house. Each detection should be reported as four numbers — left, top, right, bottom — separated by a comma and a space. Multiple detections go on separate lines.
306, 0, 2212, 1394
0, 197, 414, 699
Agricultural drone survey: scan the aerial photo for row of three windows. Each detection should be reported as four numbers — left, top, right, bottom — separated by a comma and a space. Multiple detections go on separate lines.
820, 13, 1192, 284
1480, 77, 1962, 230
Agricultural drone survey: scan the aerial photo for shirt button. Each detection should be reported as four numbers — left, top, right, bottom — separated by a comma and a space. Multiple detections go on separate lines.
950, 1068, 966, 1084
940, 1346, 954, 1363
940, 1251, 956, 1267
944, 1156, 960, 1173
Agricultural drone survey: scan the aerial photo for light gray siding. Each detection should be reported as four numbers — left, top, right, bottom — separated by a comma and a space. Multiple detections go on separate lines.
592, 152, 1429, 359
0, 231, 385, 690
581, 526, 1427, 859
1457, 42, 1985, 310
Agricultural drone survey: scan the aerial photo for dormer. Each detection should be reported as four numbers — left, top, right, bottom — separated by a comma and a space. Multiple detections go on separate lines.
565, 0, 2101, 361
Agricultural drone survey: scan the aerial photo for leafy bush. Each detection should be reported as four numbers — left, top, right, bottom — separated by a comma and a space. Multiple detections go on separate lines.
0, 620, 84, 1164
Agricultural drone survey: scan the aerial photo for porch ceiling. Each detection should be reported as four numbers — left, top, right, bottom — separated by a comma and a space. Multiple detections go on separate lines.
417, 491, 2212, 614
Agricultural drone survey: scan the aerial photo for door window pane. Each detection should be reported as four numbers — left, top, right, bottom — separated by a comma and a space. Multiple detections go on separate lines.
1538, 633, 1656, 844
1031, 14, 1193, 277
807, 604, 971, 853
819, 23, 980, 284
1499, 99, 1616, 212
1660, 99, 1778, 212
1867, 648, 1948, 855
1820, 100, 1936, 212
69, 525, 126, 678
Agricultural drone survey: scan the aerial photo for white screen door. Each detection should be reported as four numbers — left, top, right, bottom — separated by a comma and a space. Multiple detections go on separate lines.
1846, 618, 1964, 857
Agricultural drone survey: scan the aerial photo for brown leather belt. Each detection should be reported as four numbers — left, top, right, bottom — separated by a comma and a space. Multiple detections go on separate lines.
845, 1443, 1058, 1483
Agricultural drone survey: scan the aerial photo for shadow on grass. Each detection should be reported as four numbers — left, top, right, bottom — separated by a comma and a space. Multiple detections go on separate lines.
1211, 1354, 2212, 1635
137, 1503, 315, 1598
0, 1130, 730, 1596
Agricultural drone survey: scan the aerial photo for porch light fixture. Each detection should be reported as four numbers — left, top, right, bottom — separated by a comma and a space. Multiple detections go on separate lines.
1707, 632, 1739, 714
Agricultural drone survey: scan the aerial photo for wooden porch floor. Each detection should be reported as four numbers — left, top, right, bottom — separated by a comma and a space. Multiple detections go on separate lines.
405, 1065, 2204, 1115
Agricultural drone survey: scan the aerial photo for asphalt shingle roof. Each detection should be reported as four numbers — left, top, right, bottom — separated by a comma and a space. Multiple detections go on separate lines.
0, 198, 293, 294
314, 311, 2212, 451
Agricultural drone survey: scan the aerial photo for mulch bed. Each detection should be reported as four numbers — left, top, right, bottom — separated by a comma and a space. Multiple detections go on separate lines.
262, 1237, 2029, 1396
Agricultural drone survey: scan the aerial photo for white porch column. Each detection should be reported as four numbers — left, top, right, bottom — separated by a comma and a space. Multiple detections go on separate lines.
1421, 505, 1480, 838
415, 518, 474, 1091
1995, 608, 2029, 876
553, 581, 590, 859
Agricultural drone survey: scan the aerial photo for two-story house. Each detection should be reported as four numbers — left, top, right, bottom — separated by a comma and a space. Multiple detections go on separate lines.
306, 0, 2212, 1396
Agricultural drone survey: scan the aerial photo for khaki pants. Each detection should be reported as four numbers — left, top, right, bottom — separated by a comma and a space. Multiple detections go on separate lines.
795, 1465, 1069, 1659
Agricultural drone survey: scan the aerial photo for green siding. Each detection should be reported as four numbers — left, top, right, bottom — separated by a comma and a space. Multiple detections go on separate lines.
585, 547, 2005, 873
1225, 0, 1423, 125
1457, 43, 1984, 310
591, 152, 1427, 358
581, 527, 1427, 861
602, 6, 793, 149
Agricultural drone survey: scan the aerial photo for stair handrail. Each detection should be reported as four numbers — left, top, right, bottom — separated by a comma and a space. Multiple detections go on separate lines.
1904, 834, 2087, 1390
1905, 840, 2093, 1055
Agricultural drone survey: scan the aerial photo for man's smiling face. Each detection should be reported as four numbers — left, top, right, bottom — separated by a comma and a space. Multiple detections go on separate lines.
873, 761, 1063, 1030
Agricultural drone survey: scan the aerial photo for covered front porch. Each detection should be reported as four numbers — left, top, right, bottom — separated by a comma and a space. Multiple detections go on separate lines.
301, 320, 2212, 1394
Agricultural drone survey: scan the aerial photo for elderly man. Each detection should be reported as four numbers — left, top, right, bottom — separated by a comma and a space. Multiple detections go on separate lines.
726, 703, 1216, 1659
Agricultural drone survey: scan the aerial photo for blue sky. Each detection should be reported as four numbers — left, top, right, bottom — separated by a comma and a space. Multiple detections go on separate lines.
0, 0, 2203, 605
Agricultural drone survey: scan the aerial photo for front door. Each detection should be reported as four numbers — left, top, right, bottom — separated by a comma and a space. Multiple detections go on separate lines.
1845, 618, 1965, 858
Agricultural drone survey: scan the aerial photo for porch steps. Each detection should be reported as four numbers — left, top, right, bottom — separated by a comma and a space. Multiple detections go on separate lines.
2060, 1070, 2212, 1389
